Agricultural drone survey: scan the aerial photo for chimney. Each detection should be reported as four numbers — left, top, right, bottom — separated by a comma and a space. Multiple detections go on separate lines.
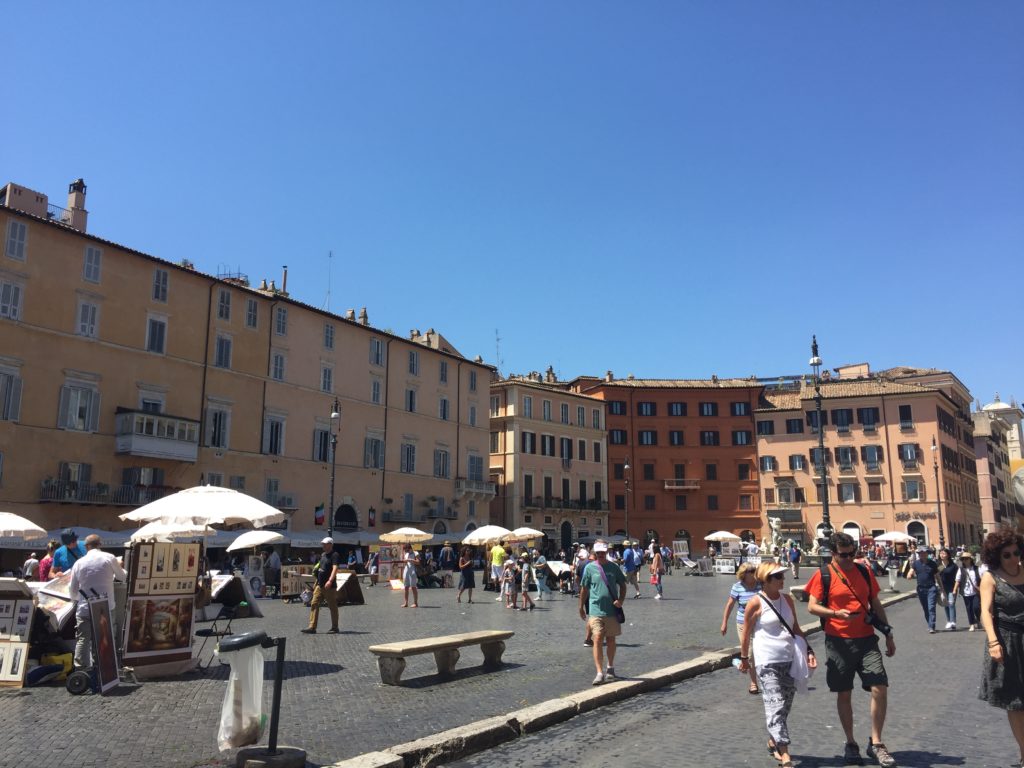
605, 370, 614, 383
269, 280, 277, 292
545, 365, 556, 383
345, 309, 355, 321
358, 307, 369, 326
258, 278, 268, 291
67, 178, 88, 232
281, 266, 288, 295
711, 374, 719, 384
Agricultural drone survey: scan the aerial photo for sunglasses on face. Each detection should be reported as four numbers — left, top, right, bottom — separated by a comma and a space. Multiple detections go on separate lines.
835, 551, 857, 559
1002, 550, 1021, 559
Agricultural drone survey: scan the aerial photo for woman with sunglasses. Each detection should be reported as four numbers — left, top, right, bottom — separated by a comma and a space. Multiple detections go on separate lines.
978, 528, 1024, 768
738, 563, 816, 768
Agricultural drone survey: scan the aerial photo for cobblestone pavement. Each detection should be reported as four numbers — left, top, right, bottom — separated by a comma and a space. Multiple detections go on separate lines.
453, 597, 1014, 768
0, 570, 809, 768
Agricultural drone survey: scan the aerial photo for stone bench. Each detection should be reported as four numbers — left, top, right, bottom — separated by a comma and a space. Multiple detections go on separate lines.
368, 630, 514, 686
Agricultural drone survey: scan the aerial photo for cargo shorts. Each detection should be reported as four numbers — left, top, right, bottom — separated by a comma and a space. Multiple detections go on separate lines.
824, 634, 888, 692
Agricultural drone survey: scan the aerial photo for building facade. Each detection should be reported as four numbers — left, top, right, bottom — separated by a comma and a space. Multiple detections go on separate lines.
0, 179, 494, 551
489, 369, 608, 551
571, 374, 764, 552
972, 403, 1019, 533
755, 365, 982, 548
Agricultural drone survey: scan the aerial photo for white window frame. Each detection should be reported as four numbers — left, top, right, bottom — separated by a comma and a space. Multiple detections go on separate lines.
313, 428, 331, 462
271, 352, 286, 381
0, 277, 24, 320
560, 403, 570, 424
400, 443, 416, 473
152, 268, 168, 302
83, 246, 102, 283
364, 436, 385, 469
58, 380, 101, 432
206, 406, 231, 449
5, 220, 27, 261
76, 299, 99, 338
433, 448, 451, 479
543, 400, 551, 421
370, 338, 385, 366
214, 334, 232, 369
146, 313, 167, 355
408, 350, 419, 375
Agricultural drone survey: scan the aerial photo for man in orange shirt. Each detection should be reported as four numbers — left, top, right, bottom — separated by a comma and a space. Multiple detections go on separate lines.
807, 532, 897, 768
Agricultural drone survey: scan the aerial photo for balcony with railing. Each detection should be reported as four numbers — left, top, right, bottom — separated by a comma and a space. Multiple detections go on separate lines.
382, 509, 427, 523
40, 480, 178, 506
115, 408, 200, 462
521, 496, 608, 512
265, 491, 299, 510
46, 203, 74, 226
426, 506, 459, 520
663, 478, 701, 491
455, 477, 497, 500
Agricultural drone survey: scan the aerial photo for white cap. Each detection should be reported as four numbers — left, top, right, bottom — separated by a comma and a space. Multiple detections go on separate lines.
593, 541, 608, 553
767, 565, 788, 577
321, 537, 334, 545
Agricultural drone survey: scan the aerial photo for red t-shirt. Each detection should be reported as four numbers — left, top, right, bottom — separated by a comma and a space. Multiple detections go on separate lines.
805, 563, 880, 639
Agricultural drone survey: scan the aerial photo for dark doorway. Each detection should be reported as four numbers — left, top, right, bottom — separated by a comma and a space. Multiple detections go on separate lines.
560, 521, 573, 553
334, 504, 357, 531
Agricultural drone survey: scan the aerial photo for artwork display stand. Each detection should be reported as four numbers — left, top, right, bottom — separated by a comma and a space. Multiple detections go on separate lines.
122, 541, 203, 674
0, 579, 34, 688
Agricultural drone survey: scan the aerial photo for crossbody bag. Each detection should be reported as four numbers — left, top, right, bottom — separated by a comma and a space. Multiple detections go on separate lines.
588, 562, 625, 623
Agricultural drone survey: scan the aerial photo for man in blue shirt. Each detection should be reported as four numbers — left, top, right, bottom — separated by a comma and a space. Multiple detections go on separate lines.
910, 547, 941, 633
51, 529, 87, 577
621, 540, 642, 599
579, 540, 627, 685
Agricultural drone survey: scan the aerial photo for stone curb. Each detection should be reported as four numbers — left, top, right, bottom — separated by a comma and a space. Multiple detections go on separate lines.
329, 590, 915, 768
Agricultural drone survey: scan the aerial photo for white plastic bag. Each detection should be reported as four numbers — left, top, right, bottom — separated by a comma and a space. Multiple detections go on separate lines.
216, 644, 265, 751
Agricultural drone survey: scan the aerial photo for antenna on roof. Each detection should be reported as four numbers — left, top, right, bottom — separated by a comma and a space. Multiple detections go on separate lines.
323, 251, 333, 311
495, 328, 503, 373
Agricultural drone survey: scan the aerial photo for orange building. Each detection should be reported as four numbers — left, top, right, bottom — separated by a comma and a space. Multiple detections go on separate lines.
571, 374, 764, 551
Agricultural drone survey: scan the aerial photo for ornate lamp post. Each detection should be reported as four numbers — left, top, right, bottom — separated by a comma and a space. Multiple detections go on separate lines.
931, 436, 946, 548
810, 336, 833, 562
328, 398, 341, 538
622, 459, 632, 541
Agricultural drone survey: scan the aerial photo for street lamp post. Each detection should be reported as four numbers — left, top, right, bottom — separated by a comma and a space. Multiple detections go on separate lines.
622, 459, 631, 541
810, 336, 833, 563
931, 437, 946, 548
328, 398, 341, 539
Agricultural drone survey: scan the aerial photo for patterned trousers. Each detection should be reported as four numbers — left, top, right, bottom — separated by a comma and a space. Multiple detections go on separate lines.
757, 661, 797, 747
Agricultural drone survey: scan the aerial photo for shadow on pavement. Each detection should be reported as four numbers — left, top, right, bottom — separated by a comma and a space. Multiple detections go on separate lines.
401, 662, 526, 689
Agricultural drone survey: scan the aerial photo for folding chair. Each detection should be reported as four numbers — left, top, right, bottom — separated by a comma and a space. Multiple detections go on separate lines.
681, 558, 700, 575
195, 601, 241, 670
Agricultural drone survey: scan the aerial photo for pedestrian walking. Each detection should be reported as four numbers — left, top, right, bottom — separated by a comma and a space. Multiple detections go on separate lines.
578, 540, 626, 685
806, 531, 897, 768
489, 541, 506, 595
401, 544, 420, 608
457, 546, 475, 603
661, 544, 673, 575
911, 547, 941, 633
953, 551, 981, 631
738, 563, 817, 768
438, 540, 457, 588
788, 544, 802, 579
650, 545, 665, 600
367, 550, 379, 586
302, 537, 340, 633
936, 547, 959, 630
721, 562, 761, 694
21, 552, 39, 580
621, 539, 642, 598
978, 528, 1024, 768
532, 549, 551, 601
519, 556, 535, 610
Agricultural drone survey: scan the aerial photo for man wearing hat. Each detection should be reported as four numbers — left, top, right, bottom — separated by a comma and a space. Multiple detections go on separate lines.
953, 551, 982, 631
50, 529, 87, 577
909, 546, 941, 633
438, 540, 457, 588
578, 540, 627, 685
302, 537, 340, 634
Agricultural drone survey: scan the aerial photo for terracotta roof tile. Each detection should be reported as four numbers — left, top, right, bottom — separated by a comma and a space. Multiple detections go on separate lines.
597, 378, 761, 389
755, 378, 943, 412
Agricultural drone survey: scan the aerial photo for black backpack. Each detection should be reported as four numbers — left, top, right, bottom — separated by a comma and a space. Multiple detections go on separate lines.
819, 562, 874, 629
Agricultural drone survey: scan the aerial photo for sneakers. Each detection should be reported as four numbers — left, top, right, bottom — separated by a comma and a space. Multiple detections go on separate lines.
949, 623, 957, 631
843, 742, 864, 765
866, 739, 897, 767
583, 640, 594, 647
969, 624, 978, 632
944, 622, 953, 630
605, 666, 617, 679
654, 594, 662, 600
928, 628, 936, 634
301, 628, 316, 634
592, 672, 605, 685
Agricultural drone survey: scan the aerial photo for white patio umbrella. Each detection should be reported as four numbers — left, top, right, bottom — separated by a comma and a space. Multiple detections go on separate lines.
0, 512, 47, 547
378, 527, 433, 544
873, 531, 917, 544
460, 525, 512, 546
119, 485, 286, 528
502, 527, 544, 543
227, 529, 286, 552
704, 530, 742, 542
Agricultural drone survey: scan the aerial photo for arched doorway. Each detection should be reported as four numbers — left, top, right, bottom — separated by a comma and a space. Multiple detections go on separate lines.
645, 529, 660, 546
432, 521, 447, 534
560, 521, 573, 553
739, 529, 755, 542
907, 521, 927, 545
842, 522, 861, 543
464, 522, 477, 532
334, 504, 357, 531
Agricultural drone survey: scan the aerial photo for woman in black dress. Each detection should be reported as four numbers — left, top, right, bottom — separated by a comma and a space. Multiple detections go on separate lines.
457, 546, 476, 603
979, 528, 1024, 767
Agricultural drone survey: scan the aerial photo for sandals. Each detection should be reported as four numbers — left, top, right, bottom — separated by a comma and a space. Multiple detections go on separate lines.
767, 742, 793, 766
749, 682, 760, 694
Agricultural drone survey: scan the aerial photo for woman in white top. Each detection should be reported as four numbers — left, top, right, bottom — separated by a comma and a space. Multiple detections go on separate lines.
738, 563, 817, 768
953, 551, 982, 631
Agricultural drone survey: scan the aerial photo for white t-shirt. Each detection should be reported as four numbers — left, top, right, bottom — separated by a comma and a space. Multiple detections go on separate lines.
957, 565, 981, 597
68, 549, 127, 617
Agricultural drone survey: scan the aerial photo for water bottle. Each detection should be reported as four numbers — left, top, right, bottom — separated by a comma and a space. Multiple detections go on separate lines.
731, 657, 743, 669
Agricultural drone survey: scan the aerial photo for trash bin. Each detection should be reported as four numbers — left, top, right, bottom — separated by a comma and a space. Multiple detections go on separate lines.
216, 631, 267, 751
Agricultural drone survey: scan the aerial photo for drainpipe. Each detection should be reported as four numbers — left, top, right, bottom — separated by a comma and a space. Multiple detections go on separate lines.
455, 360, 462, 529
880, 392, 898, 534
380, 339, 391, 503
197, 280, 216, 478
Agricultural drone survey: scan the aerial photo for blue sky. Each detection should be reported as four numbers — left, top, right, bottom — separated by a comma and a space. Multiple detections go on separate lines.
5, 3, 1022, 406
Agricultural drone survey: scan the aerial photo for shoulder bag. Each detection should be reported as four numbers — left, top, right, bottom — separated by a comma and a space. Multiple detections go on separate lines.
588, 562, 625, 623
